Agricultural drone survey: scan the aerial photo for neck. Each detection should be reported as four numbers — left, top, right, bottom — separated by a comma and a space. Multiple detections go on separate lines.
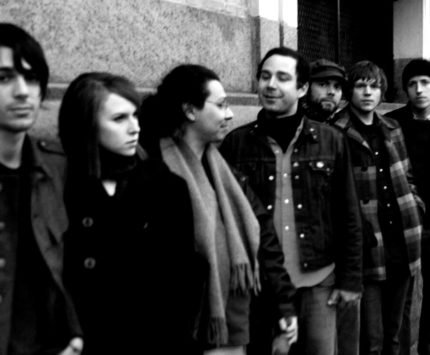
182, 130, 207, 160
350, 105, 374, 125
265, 102, 299, 120
0, 131, 26, 168
411, 104, 430, 120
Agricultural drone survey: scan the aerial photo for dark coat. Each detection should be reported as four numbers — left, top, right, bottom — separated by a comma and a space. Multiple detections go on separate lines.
63, 155, 204, 354
0, 136, 80, 354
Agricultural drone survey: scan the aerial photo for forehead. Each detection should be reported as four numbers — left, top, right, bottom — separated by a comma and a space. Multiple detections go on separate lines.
261, 54, 297, 74
407, 75, 430, 83
0, 46, 32, 70
313, 78, 342, 85
206, 80, 225, 98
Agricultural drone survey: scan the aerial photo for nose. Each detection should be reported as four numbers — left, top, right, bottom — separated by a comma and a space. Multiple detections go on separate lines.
416, 82, 424, 93
363, 85, 372, 95
129, 116, 140, 135
327, 85, 336, 95
268, 75, 277, 88
13, 75, 29, 98
225, 107, 234, 121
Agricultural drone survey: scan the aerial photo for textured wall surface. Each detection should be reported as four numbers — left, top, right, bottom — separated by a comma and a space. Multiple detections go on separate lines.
0, 0, 259, 92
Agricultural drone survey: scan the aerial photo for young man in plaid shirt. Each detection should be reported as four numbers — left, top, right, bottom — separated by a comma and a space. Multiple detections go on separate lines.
332, 60, 424, 355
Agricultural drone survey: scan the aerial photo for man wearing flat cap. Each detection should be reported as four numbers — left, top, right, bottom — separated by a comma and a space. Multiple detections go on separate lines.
304, 58, 346, 122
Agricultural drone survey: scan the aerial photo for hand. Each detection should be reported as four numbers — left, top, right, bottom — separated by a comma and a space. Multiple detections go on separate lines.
327, 289, 361, 307
279, 316, 298, 345
58, 338, 83, 355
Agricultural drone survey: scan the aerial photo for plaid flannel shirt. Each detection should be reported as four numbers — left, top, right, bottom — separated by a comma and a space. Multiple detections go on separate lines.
333, 108, 423, 281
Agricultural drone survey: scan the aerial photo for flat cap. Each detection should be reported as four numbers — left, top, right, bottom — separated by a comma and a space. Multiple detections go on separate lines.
310, 58, 346, 82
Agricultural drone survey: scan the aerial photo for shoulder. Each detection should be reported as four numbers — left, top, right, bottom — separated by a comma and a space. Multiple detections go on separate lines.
379, 114, 401, 130
306, 117, 344, 140
385, 104, 410, 120
29, 135, 66, 156
137, 157, 188, 188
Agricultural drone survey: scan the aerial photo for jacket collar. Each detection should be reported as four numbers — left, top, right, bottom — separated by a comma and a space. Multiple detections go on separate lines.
253, 108, 319, 143
27, 135, 53, 180
334, 106, 396, 145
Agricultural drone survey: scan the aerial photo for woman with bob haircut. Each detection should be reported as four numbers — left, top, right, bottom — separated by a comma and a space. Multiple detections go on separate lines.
58, 72, 202, 354
139, 64, 297, 355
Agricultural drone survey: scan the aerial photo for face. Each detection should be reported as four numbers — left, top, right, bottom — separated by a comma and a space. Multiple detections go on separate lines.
406, 75, 430, 112
0, 46, 42, 134
97, 92, 140, 156
309, 79, 342, 114
258, 54, 308, 117
350, 78, 382, 114
188, 80, 233, 144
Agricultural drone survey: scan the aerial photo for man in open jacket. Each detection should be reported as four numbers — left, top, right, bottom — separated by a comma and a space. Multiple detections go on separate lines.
220, 46, 363, 355
0, 23, 82, 354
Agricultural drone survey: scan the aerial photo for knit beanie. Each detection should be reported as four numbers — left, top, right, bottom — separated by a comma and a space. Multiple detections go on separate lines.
402, 59, 430, 90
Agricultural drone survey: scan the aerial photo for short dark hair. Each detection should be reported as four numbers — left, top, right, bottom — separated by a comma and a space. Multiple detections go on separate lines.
58, 72, 141, 178
402, 58, 430, 91
346, 60, 388, 100
256, 47, 309, 88
0, 23, 49, 99
139, 64, 220, 150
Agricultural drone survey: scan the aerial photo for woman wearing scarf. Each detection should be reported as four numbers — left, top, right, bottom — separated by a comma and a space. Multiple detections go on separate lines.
58, 72, 202, 354
139, 64, 297, 355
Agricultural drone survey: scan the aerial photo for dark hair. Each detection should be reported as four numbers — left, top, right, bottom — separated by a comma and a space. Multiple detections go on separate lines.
402, 58, 430, 90
256, 47, 310, 88
138, 64, 220, 151
346, 60, 388, 100
58, 72, 140, 178
0, 23, 49, 99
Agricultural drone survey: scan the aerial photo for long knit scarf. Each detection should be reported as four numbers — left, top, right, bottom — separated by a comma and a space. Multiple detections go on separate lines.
160, 137, 260, 346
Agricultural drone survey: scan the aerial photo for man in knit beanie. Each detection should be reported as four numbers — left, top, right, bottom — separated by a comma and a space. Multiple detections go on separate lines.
387, 58, 430, 355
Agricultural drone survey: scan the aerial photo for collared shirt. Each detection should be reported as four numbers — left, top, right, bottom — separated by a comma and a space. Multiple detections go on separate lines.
270, 119, 334, 288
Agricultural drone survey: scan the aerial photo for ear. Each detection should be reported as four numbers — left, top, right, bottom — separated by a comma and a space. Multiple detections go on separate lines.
297, 82, 309, 99
182, 103, 196, 122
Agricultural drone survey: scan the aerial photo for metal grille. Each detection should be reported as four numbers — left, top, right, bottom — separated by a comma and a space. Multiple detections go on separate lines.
298, 0, 394, 99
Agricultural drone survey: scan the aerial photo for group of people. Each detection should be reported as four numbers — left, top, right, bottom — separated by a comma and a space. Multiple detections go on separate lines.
1, 21, 429, 355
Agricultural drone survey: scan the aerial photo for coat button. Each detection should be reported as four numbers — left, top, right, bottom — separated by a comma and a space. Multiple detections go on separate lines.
268, 175, 275, 181
297, 204, 303, 210
82, 217, 94, 228
299, 233, 305, 239
267, 205, 273, 210
84, 257, 96, 269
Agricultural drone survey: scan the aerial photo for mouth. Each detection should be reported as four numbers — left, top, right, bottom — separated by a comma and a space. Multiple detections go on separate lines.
9, 105, 33, 114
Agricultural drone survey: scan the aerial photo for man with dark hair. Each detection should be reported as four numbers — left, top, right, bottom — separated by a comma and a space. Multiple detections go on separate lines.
386, 58, 430, 355
304, 58, 346, 122
0, 23, 82, 354
333, 60, 424, 355
220, 46, 363, 355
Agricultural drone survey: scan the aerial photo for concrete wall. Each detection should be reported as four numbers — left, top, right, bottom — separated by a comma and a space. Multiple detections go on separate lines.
1, 0, 259, 93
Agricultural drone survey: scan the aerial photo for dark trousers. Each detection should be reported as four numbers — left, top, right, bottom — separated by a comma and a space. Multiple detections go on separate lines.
360, 273, 412, 355
337, 301, 360, 355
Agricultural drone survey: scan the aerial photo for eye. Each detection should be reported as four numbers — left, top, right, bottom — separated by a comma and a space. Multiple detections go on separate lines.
113, 114, 128, 122
23, 72, 40, 83
260, 72, 271, 81
277, 73, 291, 82
0, 72, 14, 83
